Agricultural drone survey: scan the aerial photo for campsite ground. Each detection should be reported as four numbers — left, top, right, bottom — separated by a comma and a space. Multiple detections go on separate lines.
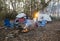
0, 21, 60, 41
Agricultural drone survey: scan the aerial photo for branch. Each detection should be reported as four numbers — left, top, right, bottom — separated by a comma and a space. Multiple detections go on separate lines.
42, 0, 51, 9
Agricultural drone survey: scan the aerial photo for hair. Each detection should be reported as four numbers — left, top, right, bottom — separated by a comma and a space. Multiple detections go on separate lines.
16, 20, 19, 22
26, 16, 28, 19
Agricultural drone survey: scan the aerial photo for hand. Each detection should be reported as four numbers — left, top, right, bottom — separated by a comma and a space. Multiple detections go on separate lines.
23, 26, 27, 29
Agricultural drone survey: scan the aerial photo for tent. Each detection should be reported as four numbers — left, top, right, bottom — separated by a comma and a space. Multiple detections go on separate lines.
16, 13, 26, 18
38, 14, 52, 21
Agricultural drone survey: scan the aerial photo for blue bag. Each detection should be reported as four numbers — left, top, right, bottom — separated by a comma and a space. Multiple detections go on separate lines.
38, 20, 47, 27
4, 18, 14, 28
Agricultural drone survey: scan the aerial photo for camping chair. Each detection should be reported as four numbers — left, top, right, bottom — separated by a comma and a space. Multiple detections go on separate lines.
4, 18, 14, 29
38, 20, 47, 27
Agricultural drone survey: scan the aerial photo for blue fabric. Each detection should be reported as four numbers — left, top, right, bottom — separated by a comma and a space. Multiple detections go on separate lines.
4, 18, 11, 27
24, 19, 32, 26
4, 18, 14, 29
10, 22, 14, 28
38, 20, 47, 27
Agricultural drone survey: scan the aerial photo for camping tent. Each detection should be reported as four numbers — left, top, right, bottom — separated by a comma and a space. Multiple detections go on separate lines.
16, 13, 26, 18
38, 14, 52, 21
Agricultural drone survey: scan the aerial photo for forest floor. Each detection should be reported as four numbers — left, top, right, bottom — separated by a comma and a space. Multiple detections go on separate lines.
0, 21, 60, 41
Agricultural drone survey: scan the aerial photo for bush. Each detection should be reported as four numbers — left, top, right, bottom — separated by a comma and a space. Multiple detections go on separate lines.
0, 12, 17, 21
0, 13, 6, 20
3, 11, 17, 20
51, 16, 60, 21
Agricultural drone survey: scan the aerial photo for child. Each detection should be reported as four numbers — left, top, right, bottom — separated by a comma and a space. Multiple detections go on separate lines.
22, 19, 35, 32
